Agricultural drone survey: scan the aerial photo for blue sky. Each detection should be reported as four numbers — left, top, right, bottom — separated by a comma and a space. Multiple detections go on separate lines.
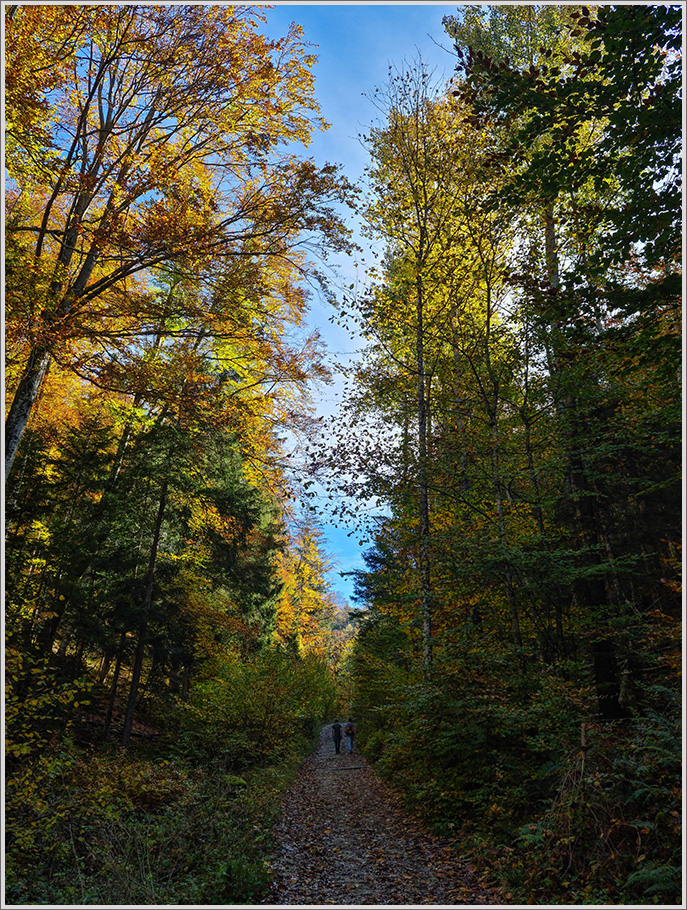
263, 3, 459, 176
259, 4, 462, 603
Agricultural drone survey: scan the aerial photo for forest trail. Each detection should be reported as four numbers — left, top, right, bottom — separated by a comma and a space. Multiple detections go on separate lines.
267, 726, 496, 905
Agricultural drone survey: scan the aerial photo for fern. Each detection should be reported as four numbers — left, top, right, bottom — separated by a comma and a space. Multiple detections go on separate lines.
625, 863, 681, 899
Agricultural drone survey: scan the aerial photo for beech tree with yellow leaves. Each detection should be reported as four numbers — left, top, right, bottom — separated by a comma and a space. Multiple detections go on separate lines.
5, 3, 353, 480
340, 10, 681, 906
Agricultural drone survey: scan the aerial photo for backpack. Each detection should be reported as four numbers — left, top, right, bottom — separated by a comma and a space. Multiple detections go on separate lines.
344, 723, 354, 736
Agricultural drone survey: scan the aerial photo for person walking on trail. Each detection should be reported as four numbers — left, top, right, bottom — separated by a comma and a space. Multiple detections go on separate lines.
344, 718, 355, 753
331, 720, 342, 754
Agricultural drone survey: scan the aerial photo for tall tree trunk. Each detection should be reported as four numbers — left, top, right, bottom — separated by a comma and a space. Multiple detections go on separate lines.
567, 421, 627, 719
450, 308, 469, 493
5, 347, 52, 481
544, 201, 624, 698
415, 271, 432, 675
491, 418, 522, 648
98, 651, 112, 684
543, 200, 560, 291
591, 637, 628, 720
103, 630, 127, 737
522, 409, 567, 654
482, 271, 522, 650
35, 583, 67, 655
121, 478, 168, 747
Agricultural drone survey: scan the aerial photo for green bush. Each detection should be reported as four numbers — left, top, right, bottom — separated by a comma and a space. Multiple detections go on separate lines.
5, 636, 94, 768
350, 625, 681, 906
5, 737, 303, 904
508, 695, 682, 905
352, 629, 584, 840
5, 645, 338, 904
171, 647, 338, 768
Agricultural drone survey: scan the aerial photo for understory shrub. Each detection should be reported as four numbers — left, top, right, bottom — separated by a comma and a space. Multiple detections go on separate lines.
5, 637, 94, 770
509, 692, 682, 905
350, 624, 681, 906
5, 741, 301, 905
6, 646, 336, 904
171, 647, 338, 768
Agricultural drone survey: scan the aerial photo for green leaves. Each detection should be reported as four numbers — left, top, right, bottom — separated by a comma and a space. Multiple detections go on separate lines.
461, 5, 681, 271
339, 10, 681, 905
4, 732, 303, 905
173, 648, 337, 767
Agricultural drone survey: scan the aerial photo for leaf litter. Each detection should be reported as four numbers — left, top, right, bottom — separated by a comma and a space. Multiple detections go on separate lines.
266, 726, 498, 905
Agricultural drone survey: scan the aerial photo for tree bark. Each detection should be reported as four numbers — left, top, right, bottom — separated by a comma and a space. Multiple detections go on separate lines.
543, 201, 624, 687
5, 348, 52, 481
103, 630, 127, 737
415, 270, 433, 675
591, 638, 629, 720
450, 308, 470, 493
121, 477, 168, 747
543, 200, 560, 291
491, 420, 522, 649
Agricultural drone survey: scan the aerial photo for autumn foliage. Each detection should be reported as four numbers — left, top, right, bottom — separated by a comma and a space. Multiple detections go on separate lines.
5, 5, 351, 903
3, 4, 682, 906
319, 6, 681, 905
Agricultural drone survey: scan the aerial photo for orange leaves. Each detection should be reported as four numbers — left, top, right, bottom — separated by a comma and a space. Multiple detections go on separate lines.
4, 6, 89, 175
274, 525, 340, 659
6, 4, 356, 480
7, 2, 350, 301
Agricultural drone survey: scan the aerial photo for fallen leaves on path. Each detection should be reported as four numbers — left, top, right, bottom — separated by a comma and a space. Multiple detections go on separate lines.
266, 727, 498, 905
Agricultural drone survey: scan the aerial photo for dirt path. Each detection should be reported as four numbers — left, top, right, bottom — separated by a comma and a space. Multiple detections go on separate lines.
267, 726, 496, 905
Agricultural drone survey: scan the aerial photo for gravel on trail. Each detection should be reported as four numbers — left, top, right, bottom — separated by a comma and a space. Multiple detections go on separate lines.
266, 725, 497, 906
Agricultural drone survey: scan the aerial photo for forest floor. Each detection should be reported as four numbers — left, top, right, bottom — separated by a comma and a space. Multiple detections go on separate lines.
266, 726, 498, 906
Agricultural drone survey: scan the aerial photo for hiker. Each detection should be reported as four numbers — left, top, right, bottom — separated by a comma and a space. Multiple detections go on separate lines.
344, 717, 355, 753
331, 719, 342, 754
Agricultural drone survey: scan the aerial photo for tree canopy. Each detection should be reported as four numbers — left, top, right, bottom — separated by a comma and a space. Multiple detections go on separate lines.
5, 5, 682, 906
318, 7, 681, 904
